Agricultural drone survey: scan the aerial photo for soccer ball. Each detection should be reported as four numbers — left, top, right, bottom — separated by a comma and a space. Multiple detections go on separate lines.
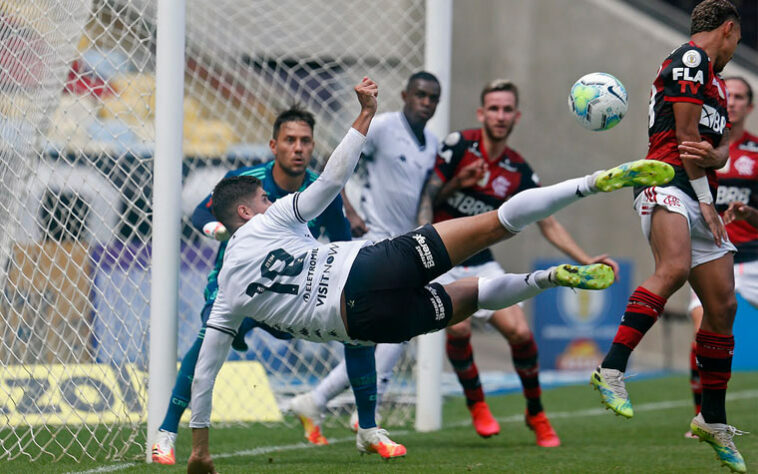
568, 72, 628, 131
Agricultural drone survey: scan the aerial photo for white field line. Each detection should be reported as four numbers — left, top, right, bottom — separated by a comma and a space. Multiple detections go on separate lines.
71, 388, 758, 473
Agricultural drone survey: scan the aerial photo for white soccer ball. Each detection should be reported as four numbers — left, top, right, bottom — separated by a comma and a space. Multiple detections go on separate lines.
568, 72, 628, 131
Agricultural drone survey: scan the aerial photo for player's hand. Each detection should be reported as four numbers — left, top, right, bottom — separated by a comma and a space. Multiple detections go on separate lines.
588, 254, 620, 282
453, 158, 487, 188
187, 452, 217, 474
346, 210, 368, 237
723, 201, 752, 225
699, 201, 727, 247
354, 77, 378, 115
679, 140, 727, 169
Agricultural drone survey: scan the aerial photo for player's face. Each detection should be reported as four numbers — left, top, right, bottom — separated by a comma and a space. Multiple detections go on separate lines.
715, 21, 741, 73
726, 78, 754, 126
270, 120, 314, 176
477, 91, 521, 142
245, 187, 272, 216
402, 79, 440, 126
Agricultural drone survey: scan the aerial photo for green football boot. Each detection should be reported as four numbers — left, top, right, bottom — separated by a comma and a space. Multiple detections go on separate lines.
551, 263, 615, 290
590, 366, 633, 418
690, 413, 747, 473
593, 159, 675, 192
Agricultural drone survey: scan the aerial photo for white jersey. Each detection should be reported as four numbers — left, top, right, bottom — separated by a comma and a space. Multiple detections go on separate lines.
360, 111, 438, 240
207, 193, 370, 342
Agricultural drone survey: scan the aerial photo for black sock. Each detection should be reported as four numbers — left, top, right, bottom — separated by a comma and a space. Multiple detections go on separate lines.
701, 389, 727, 424
601, 343, 632, 372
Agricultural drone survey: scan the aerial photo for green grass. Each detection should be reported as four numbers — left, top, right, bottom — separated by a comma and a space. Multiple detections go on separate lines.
4, 372, 757, 473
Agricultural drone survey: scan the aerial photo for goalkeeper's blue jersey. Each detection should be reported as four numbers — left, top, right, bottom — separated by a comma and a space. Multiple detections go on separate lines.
192, 161, 351, 309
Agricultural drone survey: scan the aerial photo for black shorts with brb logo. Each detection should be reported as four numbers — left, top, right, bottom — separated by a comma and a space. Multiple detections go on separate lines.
344, 224, 454, 343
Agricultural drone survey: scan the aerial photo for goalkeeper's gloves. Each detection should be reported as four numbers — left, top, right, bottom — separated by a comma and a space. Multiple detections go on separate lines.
202, 221, 230, 241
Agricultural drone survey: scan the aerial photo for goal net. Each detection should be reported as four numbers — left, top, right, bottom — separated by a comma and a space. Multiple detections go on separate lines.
0, 0, 426, 462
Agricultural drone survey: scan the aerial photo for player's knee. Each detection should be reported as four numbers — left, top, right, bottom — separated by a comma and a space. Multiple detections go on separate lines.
446, 321, 471, 339
505, 326, 531, 346
655, 264, 689, 291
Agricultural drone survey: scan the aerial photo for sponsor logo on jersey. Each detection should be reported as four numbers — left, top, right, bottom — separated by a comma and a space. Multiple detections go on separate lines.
683, 50, 701, 68
699, 104, 726, 134
315, 244, 339, 307
492, 175, 510, 198
716, 186, 751, 205
446, 191, 495, 216
426, 285, 446, 320
672, 67, 704, 85
412, 234, 435, 269
734, 155, 755, 176
302, 248, 320, 302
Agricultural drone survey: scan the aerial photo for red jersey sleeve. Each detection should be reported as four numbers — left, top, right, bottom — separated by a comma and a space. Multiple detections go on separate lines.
662, 45, 709, 105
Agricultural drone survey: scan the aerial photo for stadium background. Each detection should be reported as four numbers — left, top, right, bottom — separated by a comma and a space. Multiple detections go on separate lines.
1, 0, 757, 465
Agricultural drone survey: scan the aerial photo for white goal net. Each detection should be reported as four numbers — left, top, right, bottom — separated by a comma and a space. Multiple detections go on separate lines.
0, 0, 426, 462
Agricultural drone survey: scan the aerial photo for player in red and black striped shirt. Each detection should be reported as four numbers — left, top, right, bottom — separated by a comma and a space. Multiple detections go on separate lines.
591, 2, 747, 471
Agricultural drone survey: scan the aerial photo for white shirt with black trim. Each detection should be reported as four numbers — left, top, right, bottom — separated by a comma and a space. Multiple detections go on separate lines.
206, 192, 370, 342
360, 111, 438, 240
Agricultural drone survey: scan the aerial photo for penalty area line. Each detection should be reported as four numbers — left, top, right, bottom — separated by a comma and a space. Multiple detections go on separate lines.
71, 388, 758, 473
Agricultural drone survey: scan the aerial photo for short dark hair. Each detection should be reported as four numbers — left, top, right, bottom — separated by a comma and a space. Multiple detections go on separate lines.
480, 79, 519, 107
724, 76, 754, 105
406, 71, 440, 91
272, 104, 315, 139
690, 0, 740, 35
210, 175, 262, 228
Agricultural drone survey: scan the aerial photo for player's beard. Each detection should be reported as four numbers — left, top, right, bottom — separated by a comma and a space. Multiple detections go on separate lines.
483, 122, 512, 143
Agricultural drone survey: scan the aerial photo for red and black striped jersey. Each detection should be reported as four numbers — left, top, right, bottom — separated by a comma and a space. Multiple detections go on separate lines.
433, 128, 540, 265
716, 131, 758, 262
646, 41, 730, 199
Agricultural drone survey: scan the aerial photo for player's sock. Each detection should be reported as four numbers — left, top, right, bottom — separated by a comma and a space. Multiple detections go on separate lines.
477, 270, 552, 310
159, 327, 205, 433
446, 333, 484, 406
498, 177, 593, 233
690, 341, 702, 414
311, 359, 351, 410
511, 334, 543, 416
345, 344, 378, 429
602, 287, 666, 372
375, 343, 405, 405
696, 329, 733, 424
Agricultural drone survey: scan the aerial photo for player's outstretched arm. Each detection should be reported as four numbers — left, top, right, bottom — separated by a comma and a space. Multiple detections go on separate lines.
294, 77, 378, 223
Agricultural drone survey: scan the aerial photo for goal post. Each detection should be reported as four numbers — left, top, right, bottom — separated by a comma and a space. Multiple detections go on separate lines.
146, 0, 185, 462
415, 0, 452, 433
0, 0, 451, 463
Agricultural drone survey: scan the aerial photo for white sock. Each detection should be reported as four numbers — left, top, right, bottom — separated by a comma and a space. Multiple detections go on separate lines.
311, 359, 349, 410
375, 343, 405, 402
497, 176, 595, 233
477, 270, 554, 310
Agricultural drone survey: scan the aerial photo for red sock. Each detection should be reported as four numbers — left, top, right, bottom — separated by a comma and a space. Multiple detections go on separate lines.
511, 334, 543, 415
603, 287, 666, 371
696, 329, 733, 424
446, 334, 484, 406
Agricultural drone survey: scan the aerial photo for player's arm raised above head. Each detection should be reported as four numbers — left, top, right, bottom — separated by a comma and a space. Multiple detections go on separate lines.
293, 77, 377, 223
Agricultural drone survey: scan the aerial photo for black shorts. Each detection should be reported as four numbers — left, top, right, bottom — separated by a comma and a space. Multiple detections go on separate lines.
344, 224, 454, 343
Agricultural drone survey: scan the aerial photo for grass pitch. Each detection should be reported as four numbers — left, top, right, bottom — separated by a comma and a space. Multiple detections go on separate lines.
5, 372, 757, 473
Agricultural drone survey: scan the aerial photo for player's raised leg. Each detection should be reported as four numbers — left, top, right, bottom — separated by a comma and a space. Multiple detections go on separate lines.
593, 207, 690, 418
433, 160, 674, 266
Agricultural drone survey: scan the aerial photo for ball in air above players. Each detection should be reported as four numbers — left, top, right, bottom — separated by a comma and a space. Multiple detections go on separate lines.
568, 72, 628, 131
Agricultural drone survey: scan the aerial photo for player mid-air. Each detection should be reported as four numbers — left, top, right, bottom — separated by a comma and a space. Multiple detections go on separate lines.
186, 77, 674, 473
